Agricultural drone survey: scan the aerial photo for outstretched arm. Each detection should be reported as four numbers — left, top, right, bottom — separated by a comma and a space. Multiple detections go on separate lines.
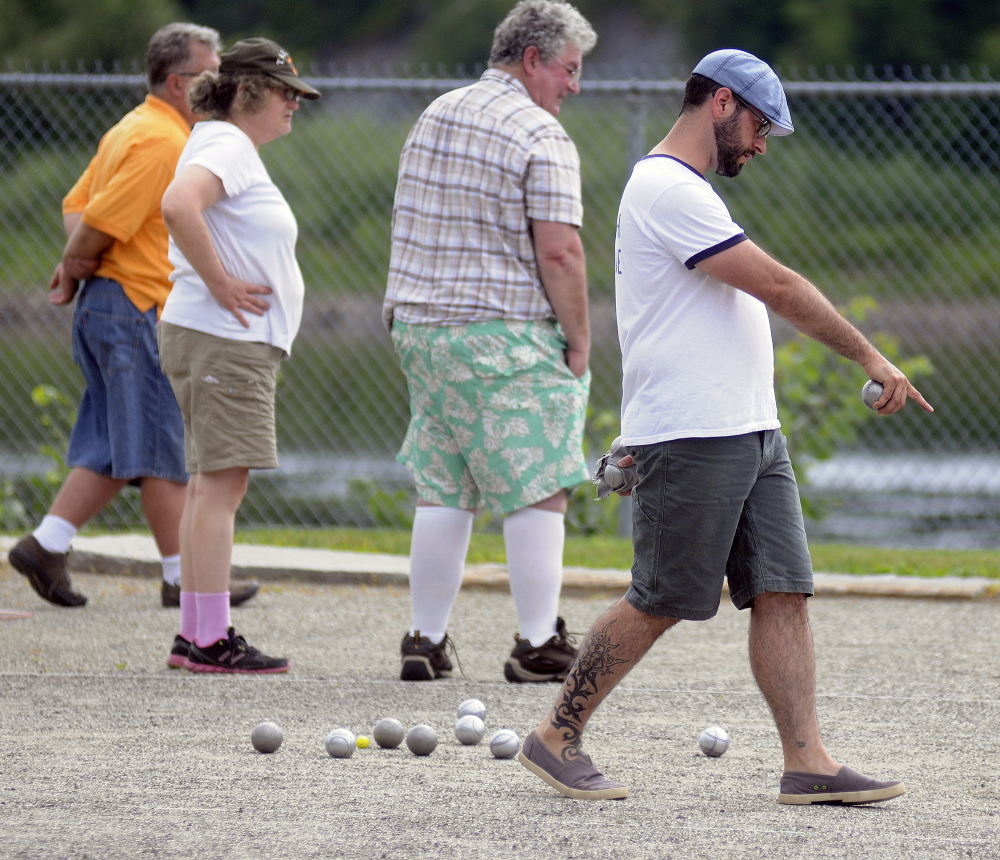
697, 240, 933, 415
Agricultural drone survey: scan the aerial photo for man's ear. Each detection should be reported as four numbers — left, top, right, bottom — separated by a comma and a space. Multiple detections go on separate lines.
712, 86, 737, 120
164, 73, 187, 101
521, 45, 541, 78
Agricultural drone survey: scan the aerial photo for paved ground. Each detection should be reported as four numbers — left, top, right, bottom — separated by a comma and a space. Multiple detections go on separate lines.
2, 539, 999, 859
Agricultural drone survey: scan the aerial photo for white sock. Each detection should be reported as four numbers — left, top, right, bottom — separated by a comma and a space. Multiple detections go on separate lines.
161, 554, 181, 586
504, 507, 564, 646
33, 515, 78, 554
408, 506, 474, 643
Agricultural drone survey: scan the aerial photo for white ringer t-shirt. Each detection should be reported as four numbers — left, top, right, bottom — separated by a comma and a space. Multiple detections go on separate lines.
615, 155, 779, 445
163, 121, 304, 355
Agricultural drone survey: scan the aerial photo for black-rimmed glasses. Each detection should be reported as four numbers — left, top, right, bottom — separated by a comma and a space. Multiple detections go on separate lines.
737, 97, 771, 138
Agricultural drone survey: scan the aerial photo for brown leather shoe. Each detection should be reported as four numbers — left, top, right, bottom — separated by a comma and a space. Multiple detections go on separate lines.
161, 580, 260, 608
9, 535, 87, 607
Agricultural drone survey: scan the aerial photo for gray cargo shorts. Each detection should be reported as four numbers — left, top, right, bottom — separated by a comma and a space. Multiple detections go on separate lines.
626, 430, 814, 620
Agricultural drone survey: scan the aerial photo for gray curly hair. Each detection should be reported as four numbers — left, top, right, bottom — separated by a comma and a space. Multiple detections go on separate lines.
489, 0, 597, 66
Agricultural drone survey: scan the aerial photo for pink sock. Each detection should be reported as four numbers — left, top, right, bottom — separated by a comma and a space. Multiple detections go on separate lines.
179, 591, 197, 642
194, 593, 231, 648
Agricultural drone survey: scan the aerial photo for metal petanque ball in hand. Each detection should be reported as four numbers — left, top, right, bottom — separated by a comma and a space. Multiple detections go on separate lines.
455, 715, 486, 745
698, 726, 730, 757
250, 721, 283, 753
456, 698, 487, 721
325, 728, 356, 758
489, 729, 520, 759
372, 718, 405, 749
406, 724, 438, 756
861, 379, 884, 410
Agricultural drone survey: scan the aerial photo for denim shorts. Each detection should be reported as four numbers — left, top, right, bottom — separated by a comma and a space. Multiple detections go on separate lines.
66, 277, 186, 483
392, 319, 591, 515
626, 430, 814, 620
158, 322, 285, 473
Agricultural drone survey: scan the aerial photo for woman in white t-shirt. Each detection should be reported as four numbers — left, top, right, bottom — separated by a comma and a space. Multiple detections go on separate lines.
158, 38, 320, 674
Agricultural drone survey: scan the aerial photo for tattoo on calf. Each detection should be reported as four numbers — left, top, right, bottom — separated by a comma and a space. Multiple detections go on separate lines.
549, 620, 628, 764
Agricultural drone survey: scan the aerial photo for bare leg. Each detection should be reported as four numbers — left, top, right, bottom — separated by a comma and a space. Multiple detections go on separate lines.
139, 477, 186, 558
534, 597, 678, 762
529, 489, 567, 514
183, 468, 249, 594
49, 468, 127, 527
748, 592, 839, 774
178, 479, 197, 593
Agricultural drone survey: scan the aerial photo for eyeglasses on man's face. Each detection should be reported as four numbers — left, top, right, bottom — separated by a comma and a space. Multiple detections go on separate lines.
737, 97, 771, 138
275, 86, 301, 103
555, 59, 582, 82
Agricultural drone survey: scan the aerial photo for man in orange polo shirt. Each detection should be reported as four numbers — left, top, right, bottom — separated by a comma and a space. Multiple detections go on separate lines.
9, 23, 257, 610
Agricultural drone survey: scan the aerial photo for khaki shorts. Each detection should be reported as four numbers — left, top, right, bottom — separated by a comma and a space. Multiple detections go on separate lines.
158, 322, 285, 474
392, 319, 591, 516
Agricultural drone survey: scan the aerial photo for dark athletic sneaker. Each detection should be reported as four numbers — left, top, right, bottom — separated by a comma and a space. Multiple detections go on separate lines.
166, 635, 191, 670
160, 580, 260, 608
186, 628, 290, 674
778, 766, 906, 805
400, 631, 454, 681
504, 617, 577, 683
9, 535, 87, 607
518, 730, 628, 800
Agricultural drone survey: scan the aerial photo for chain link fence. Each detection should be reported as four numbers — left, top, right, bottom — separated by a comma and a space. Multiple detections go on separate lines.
2, 70, 999, 545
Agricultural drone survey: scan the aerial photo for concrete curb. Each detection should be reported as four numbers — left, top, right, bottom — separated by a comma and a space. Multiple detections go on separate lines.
0, 534, 1000, 600
2, 533, 998, 600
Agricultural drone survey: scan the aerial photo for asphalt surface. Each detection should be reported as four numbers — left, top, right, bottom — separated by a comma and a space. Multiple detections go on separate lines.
2, 536, 999, 859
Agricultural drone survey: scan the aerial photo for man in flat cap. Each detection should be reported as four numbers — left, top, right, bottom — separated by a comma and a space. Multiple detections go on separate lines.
519, 49, 932, 803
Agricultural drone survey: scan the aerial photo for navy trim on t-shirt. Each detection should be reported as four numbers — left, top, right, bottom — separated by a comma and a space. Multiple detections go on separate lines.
685, 233, 748, 270
640, 154, 704, 178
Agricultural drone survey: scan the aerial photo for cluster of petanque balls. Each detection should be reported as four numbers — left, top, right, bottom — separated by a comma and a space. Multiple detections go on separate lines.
249, 698, 522, 760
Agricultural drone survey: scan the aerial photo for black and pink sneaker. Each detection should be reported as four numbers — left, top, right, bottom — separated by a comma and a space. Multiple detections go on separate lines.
166, 635, 191, 669
186, 628, 290, 674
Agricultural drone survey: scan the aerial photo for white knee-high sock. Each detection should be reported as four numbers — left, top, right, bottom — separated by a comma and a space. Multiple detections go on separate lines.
504, 507, 564, 646
408, 506, 474, 643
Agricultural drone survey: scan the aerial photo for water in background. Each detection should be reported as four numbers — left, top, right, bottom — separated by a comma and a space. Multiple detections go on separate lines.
802, 453, 1000, 549
265, 451, 1000, 549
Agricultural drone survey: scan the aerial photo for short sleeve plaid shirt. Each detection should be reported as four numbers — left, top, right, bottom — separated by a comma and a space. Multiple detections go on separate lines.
383, 69, 583, 329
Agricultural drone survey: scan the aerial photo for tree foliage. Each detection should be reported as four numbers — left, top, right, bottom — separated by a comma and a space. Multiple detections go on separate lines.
652, 0, 1000, 72
0, 0, 182, 68
4, 0, 1000, 73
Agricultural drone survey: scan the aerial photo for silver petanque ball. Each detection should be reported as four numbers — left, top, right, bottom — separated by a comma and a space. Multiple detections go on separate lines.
456, 698, 487, 721
698, 726, 730, 757
603, 463, 627, 490
250, 721, 283, 753
489, 729, 520, 759
325, 728, 356, 758
372, 718, 406, 749
406, 724, 438, 756
862, 379, 884, 410
455, 715, 486, 745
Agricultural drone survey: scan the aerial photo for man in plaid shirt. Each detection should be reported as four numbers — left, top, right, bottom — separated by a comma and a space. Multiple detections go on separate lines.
383, 0, 597, 684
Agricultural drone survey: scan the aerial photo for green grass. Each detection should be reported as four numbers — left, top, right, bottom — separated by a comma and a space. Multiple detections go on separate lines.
236, 527, 1000, 579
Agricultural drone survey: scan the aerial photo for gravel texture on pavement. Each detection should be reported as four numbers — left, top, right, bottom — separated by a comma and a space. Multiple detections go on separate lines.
2, 563, 999, 859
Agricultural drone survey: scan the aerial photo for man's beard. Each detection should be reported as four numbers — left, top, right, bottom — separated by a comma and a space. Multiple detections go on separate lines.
714, 111, 753, 178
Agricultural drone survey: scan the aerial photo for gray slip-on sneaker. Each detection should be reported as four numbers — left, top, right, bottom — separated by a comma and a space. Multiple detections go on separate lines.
778, 766, 905, 805
518, 730, 628, 800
